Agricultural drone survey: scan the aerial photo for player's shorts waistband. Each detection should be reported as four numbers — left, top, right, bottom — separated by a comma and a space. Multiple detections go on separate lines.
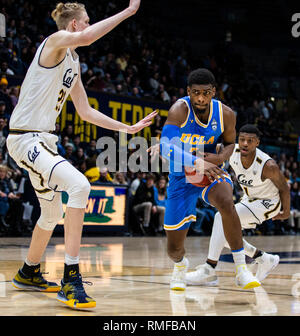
9, 129, 54, 135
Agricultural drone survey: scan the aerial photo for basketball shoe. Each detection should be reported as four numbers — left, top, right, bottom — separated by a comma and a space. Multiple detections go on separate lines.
186, 263, 218, 286
170, 257, 189, 291
56, 273, 96, 309
12, 264, 60, 292
235, 264, 261, 289
255, 252, 280, 282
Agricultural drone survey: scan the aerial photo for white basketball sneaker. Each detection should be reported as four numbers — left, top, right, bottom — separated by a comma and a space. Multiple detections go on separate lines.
170, 257, 189, 291
255, 252, 280, 282
186, 263, 218, 286
235, 264, 261, 289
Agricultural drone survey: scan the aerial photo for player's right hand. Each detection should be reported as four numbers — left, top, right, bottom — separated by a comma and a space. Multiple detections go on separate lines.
194, 158, 225, 183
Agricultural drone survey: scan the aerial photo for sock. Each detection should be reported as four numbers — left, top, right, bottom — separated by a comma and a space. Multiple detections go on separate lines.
174, 256, 188, 267
232, 248, 246, 268
63, 263, 80, 282
24, 258, 40, 266
206, 260, 217, 269
65, 253, 79, 265
22, 259, 40, 277
243, 239, 257, 258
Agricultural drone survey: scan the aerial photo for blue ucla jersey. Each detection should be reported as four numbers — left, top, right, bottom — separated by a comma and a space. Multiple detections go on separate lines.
170, 96, 224, 176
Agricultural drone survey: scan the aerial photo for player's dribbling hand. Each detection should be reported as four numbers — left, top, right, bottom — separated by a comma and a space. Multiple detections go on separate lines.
129, 110, 158, 134
194, 158, 225, 183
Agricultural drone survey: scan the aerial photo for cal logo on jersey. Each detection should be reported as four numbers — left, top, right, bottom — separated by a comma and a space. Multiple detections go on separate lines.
63, 68, 78, 88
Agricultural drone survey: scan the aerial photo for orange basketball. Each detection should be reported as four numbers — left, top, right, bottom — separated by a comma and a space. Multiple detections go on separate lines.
184, 166, 212, 187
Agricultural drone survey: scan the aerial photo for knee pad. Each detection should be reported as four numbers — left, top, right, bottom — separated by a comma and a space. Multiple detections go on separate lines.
37, 193, 64, 231
66, 174, 91, 208
49, 161, 91, 209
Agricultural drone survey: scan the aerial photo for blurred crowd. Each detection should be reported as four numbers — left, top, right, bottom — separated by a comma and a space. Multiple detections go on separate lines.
0, 0, 299, 237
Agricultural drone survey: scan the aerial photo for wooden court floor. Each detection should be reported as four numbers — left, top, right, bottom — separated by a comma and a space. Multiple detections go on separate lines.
0, 235, 300, 316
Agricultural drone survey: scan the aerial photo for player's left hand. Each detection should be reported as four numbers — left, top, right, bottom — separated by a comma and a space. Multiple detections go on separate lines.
272, 211, 290, 221
129, 110, 158, 134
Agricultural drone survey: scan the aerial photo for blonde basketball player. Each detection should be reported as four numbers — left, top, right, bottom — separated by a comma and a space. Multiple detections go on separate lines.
7, 0, 157, 309
186, 124, 290, 286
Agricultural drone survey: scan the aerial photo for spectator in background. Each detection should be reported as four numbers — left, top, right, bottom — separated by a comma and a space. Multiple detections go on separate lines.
9, 86, 19, 108
129, 171, 145, 196
97, 167, 113, 184
132, 173, 157, 235
150, 113, 163, 139
64, 144, 75, 165
153, 175, 167, 233
0, 62, 14, 76
86, 139, 100, 159
0, 165, 12, 232
289, 181, 300, 233
113, 172, 128, 185
0, 101, 10, 122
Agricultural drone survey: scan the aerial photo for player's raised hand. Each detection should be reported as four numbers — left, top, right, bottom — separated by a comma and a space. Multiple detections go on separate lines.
129, 110, 158, 134
128, 0, 141, 15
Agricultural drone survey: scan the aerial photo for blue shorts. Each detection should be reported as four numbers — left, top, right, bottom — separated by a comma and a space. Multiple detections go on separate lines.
164, 172, 232, 231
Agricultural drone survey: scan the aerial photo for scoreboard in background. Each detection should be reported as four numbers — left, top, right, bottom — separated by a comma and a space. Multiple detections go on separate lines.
56, 184, 128, 234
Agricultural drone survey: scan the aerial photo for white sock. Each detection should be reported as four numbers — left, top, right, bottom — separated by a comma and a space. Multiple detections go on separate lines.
65, 253, 79, 265
25, 258, 39, 266
243, 239, 257, 258
232, 248, 246, 267
175, 256, 188, 267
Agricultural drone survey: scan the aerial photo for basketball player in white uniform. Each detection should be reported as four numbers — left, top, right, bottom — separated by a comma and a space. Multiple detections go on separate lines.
186, 124, 291, 286
7, 0, 157, 309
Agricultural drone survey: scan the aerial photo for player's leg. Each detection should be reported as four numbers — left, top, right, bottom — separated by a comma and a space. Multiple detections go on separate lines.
164, 178, 199, 291
48, 160, 96, 309
166, 228, 190, 291
12, 193, 63, 292
187, 199, 279, 285
207, 181, 260, 289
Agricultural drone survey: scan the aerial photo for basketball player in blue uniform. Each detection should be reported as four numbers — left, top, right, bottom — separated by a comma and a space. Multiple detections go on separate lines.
160, 68, 260, 290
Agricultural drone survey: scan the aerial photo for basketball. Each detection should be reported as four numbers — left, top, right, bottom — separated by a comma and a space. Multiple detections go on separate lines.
184, 166, 212, 187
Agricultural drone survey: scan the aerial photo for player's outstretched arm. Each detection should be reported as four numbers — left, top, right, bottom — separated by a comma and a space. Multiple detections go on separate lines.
262, 160, 291, 220
70, 75, 157, 134
49, 0, 140, 49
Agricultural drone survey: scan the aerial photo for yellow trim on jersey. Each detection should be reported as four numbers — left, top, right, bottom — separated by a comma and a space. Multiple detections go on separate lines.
178, 99, 190, 128
164, 214, 196, 231
264, 200, 281, 220
20, 160, 45, 187
201, 185, 210, 200
194, 100, 213, 128
218, 101, 224, 133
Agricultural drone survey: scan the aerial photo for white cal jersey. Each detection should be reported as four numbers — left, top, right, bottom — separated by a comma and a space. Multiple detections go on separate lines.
229, 144, 279, 200
9, 37, 79, 132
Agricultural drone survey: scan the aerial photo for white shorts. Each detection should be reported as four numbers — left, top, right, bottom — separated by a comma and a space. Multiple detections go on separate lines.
7, 132, 69, 201
236, 196, 281, 229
